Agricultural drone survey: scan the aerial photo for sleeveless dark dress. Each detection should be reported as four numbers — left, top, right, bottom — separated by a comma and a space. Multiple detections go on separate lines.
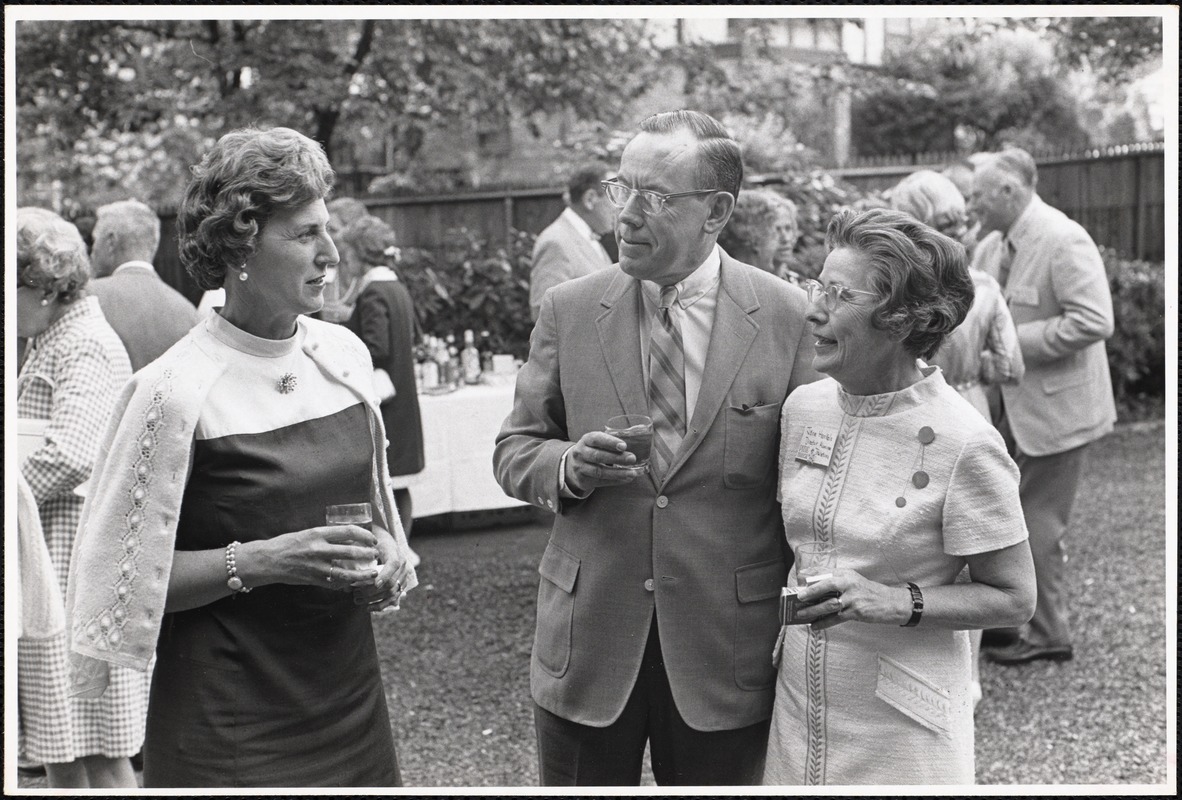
143, 403, 400, 787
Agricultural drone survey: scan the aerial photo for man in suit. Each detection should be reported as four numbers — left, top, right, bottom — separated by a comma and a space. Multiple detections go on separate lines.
493, 110, 817, 786
528, 163, 616, 321
88, 199, 199, 371
968, 148, 1116, 665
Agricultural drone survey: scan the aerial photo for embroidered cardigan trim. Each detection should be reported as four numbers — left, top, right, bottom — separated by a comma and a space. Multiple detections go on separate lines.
65, 315, 417, 698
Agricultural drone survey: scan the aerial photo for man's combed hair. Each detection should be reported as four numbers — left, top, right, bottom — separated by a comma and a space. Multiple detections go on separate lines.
826, 208, 974, 359
990, 147, 1038, 190
567, 163, 609, 206
178, 127, 335, 290
638, 110, 743, 200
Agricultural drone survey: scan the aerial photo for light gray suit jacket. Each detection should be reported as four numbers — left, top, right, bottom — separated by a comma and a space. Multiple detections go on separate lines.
973, 196, 1116, 456
528, 212, 612, 321
494, 252, 818, 731
89, 264, 199, 372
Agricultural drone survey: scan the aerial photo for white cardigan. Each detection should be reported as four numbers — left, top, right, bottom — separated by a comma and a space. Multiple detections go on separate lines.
64, 314, 418, 698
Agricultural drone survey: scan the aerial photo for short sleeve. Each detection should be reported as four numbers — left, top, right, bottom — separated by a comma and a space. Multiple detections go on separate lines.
942, 433, 1028, 556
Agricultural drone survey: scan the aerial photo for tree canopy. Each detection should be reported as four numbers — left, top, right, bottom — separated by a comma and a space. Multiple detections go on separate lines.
16, 18, 658, 209
852, 25, 1100, 157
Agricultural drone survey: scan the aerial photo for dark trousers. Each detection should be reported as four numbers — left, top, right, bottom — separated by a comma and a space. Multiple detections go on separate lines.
997, 409, 1088, 647
534, 616, 771, 786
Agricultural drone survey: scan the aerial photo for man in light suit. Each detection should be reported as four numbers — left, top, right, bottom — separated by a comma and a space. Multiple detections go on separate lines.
88, 199, 199, 371
494, 110, 817, 786
968, 148, 1116, 665
528, 163, 616, 321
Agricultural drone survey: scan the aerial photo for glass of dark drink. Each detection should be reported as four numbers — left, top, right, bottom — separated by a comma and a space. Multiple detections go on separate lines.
604, 414, 653, 474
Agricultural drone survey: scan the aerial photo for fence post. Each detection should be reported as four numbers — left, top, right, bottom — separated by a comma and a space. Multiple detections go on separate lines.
1133, 153, 1146, 261
503, 196, 514, 253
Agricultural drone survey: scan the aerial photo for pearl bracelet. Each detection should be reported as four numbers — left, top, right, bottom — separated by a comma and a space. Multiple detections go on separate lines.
225, 541, 252, 594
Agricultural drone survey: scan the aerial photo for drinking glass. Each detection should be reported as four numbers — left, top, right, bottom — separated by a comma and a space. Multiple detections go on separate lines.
604, 414, 653, 473
795, 541, 836, 586
326, 503, 379, 570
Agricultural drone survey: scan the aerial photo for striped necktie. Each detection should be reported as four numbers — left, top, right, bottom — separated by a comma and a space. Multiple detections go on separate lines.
998, 237, 1016, 289
649, 285, 687, 479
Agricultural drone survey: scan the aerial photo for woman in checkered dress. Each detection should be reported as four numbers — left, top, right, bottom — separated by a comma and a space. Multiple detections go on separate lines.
16, 207, 143, 788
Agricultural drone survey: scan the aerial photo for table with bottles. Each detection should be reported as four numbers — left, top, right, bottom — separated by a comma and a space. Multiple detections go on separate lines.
392, 332, 526, 519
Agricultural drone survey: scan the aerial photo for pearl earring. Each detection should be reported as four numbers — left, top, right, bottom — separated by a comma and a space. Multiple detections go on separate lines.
40, 297, 50, 307
238, 269, 249, 282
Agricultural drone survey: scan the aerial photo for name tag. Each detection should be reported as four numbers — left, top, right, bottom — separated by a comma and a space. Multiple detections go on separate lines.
795, 426, 837, 468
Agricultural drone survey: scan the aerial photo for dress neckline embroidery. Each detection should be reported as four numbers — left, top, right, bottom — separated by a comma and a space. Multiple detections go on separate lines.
835, 365, 945, 418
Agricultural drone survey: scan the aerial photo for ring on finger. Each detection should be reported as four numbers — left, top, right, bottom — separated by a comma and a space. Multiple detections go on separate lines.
836, 595, 844, 613
326, 566, 335, 584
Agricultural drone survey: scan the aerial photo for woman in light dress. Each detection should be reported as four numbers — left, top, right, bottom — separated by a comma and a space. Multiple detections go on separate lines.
16, 207, 141, 787
763, 208, 1035, 785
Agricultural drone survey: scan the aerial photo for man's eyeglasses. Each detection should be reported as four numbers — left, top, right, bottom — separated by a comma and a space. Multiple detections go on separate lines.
601, 181, 719, 216
803, 279, 877, 312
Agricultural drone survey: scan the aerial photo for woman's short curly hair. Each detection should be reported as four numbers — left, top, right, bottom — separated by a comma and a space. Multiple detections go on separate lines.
347, 215, 399, 269
717, 189, 799, 264
178, 127, 335, 290
17, 206, 91, 304
887, 170, 969, 243
826, 208, 974, 359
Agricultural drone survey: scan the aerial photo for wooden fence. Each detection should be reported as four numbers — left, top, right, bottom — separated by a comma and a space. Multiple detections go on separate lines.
827, 142, 1165, 262
154, 141, 1165, 303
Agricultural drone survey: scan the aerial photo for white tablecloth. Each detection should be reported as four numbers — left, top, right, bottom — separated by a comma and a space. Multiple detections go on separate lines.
389, 382, 527, 518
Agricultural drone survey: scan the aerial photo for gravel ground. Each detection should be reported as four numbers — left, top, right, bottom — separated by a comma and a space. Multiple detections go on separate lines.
14, 422, 1169, 790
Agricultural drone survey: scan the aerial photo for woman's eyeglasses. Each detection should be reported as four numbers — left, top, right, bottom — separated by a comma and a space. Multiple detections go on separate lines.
803, 279, 877, 311
600, 180, 719, 216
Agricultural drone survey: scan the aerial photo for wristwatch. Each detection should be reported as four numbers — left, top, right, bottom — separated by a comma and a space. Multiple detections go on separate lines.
901, 582, 923, 627
225, 541, 252, 594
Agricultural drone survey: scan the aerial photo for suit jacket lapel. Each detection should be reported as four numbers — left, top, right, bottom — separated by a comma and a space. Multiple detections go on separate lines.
666, 255, 759, 479
595, 270, 648, 419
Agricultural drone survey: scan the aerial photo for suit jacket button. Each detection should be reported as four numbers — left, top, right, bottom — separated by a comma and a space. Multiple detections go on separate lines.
656, 495, 669, 508
644, 578, 655, 592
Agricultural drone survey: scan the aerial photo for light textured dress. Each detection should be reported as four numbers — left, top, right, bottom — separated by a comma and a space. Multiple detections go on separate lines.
17, 296, 147, 762
764, 368, 1027, 786
928, 270, 1024, 419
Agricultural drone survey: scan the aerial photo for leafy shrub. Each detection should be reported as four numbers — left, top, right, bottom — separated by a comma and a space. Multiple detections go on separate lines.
398, 227, 536, 360
1100, 246, 1166, 420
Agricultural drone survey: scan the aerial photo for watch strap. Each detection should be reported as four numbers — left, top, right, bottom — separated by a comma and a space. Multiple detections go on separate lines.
901, 582, 923, 627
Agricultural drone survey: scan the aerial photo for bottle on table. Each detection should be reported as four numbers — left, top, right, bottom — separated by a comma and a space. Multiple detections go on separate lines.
421, 336, 441, 391
461, 329, 482, 385
446, 343, 461, 389
479, 330, 494, 375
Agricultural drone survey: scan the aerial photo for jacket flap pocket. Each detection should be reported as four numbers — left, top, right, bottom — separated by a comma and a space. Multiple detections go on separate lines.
874, 654, 953, 738
538, 543, 580, 594
734, 558, 786, 604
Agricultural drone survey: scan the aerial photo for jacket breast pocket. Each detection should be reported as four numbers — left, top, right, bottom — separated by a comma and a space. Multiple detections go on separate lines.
733, 558, 787, 690
534, 542, 580, 678
723, 402, 782, 489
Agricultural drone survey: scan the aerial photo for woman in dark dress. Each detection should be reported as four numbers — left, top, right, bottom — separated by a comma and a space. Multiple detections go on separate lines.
345, 216, 425, 543
66, 127, 418, 788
